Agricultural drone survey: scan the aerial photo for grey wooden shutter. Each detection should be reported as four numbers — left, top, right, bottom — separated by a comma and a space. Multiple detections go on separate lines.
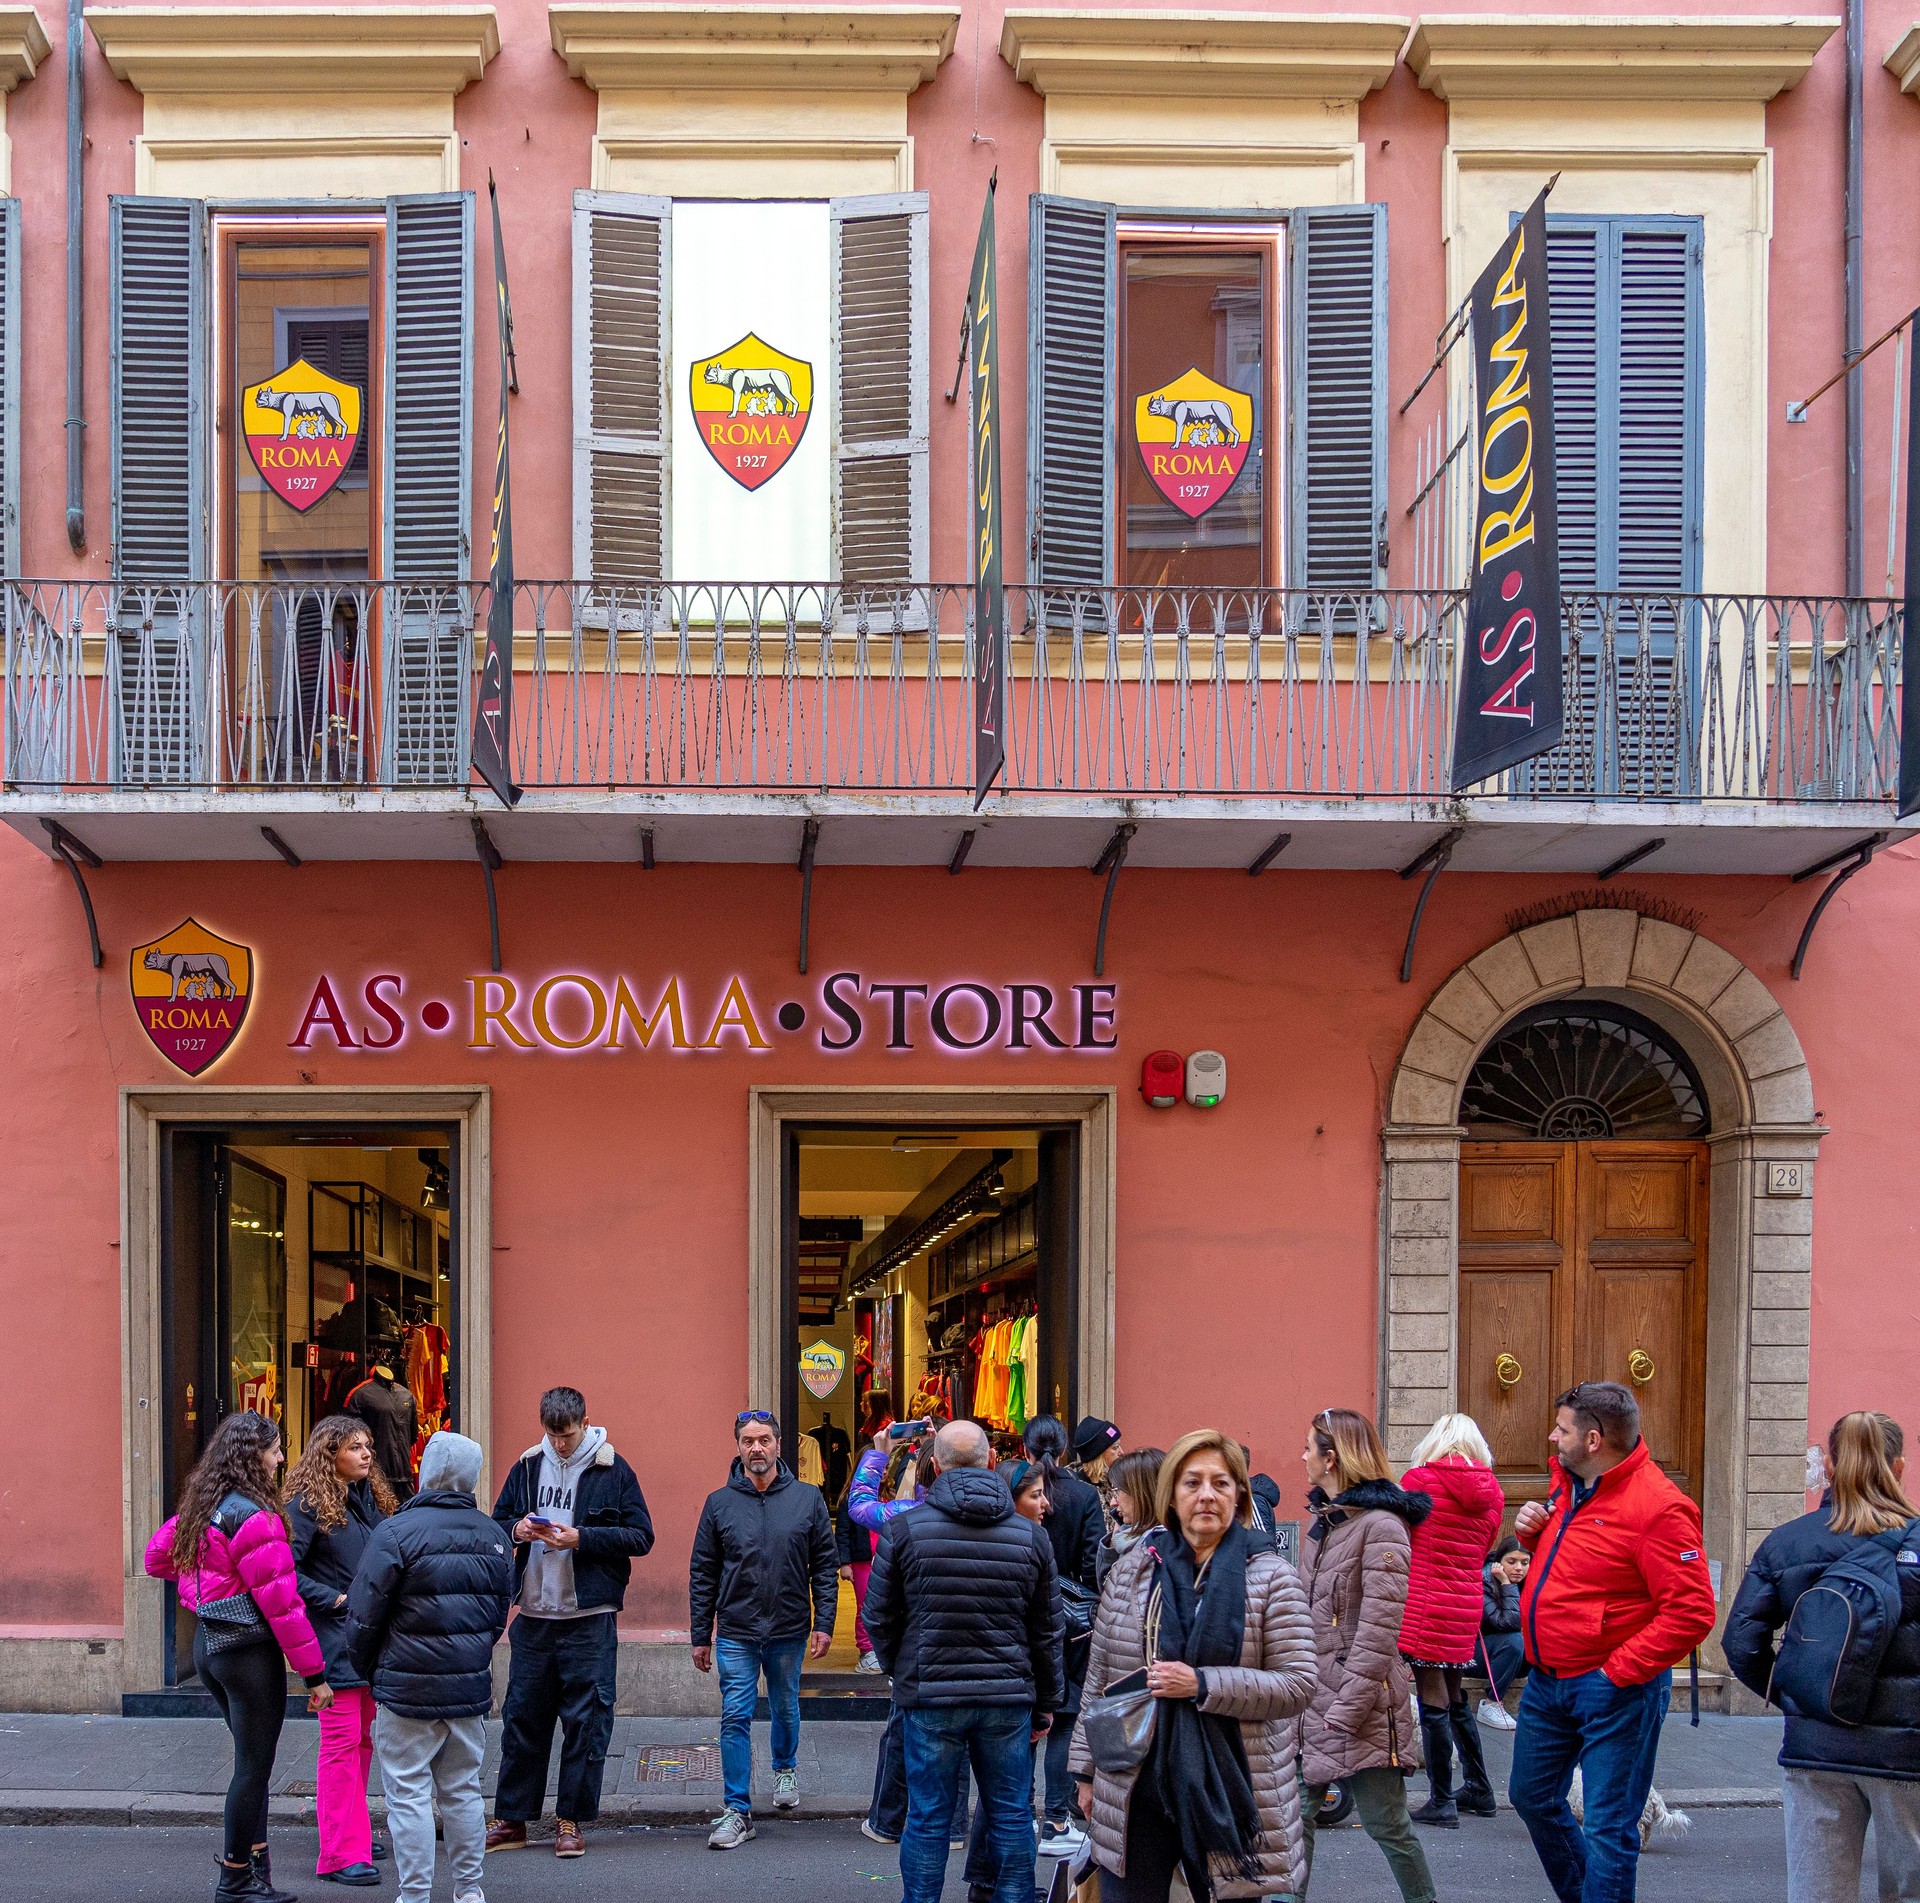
1027, 194, 1115, 596
382, 191, 473, 783
831, 191, 928, 589
110, 195, 209, 784
1289, 203, 1387, 594
572, 190, 669, 584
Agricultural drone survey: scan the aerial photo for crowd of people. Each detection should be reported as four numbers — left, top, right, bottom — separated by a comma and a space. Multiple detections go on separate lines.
145, 1380, 1919, 1903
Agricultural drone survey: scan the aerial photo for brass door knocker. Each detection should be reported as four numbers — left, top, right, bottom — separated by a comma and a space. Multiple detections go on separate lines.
1627, 1348, 1656, 1386
1493, 1352, 1523, 1390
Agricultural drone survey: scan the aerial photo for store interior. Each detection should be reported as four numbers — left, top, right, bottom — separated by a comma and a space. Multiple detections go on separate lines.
789, 1124, 1076, 1671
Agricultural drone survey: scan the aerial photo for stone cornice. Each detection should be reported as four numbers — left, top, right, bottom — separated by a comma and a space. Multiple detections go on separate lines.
999, 9, 1409, 98
1886, 24, 1920, 93
549, 5, 959, 93
1407, 13, 1837, 100
0, 7, 51, 92
87, 6, 500, 96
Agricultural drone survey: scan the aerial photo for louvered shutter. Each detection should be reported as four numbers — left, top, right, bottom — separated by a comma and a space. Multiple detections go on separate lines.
382, 191, 473, 784
110, 195, 209, 784
1027, 195, 1115, 598
1289, 203, 1387, 595
831, 192, 928, 590
572, 191, 669, 584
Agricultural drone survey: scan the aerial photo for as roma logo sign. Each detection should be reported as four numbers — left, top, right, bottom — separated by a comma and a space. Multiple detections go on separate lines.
690, 334, 812, 490
1134, 368, 1254, 520
131, 919, 253, 1076
242, 358, 362, 514
798, 1338, 846, 1401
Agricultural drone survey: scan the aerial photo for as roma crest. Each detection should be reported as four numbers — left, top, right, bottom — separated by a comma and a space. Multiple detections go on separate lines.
1134, 369, 1255, 520
798, 1338, 846, 1401
131, 919, 253, 1076
690, 334, 812, 490
242, 358, 362, 514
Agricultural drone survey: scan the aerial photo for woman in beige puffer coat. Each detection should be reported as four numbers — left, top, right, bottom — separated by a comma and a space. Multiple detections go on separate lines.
1297, 1408, 1439, 1903
1070, 1430, 1318, 1900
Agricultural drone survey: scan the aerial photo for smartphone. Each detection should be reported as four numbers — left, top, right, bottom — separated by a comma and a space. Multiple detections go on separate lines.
526, 1514, 556, 1530
887, 1420, 929, 1442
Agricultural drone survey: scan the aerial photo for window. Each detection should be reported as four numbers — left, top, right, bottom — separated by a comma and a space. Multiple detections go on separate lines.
1029, 196, 1386, 600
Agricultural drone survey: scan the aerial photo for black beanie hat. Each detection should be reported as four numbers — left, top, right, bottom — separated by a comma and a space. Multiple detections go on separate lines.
1072, 1416, 1121, 1461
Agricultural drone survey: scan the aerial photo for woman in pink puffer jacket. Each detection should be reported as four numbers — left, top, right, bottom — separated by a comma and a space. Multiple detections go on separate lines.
145, 1410, 329, 1903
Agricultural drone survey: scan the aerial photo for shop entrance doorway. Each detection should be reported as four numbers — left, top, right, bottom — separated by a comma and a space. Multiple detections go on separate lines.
1457, 1002, 1712, 1512
159, 1120, 459, 1686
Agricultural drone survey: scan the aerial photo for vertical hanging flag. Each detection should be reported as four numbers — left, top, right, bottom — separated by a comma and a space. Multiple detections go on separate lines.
967, 178, 1006, 809
1900, 304, 1920, 818
473, 174, 522, 809
1452, 183, 1563, 790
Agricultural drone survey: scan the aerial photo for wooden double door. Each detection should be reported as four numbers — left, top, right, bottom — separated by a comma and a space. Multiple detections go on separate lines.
1459, 1141, 1708, 1508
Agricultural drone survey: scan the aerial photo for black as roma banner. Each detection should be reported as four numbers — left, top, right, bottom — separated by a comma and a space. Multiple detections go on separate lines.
966, 178, 1006, 809
1452, 184, 1563, 790
474, 175, 522, 809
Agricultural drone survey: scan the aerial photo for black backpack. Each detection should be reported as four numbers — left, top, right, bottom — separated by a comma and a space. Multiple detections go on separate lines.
1770, 1517, 1920, 1725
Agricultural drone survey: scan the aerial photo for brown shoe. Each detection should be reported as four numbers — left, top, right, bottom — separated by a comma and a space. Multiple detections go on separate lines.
484, 1821, 528, 1853
554, 1820, 586, 1858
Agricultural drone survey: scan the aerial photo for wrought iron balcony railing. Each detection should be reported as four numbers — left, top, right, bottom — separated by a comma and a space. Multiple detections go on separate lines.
2, 581, 1904, 805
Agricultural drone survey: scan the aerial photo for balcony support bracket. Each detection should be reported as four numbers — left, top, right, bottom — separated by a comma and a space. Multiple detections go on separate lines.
640, 825, 655, 871
43, 819, 102, 969
261, 827, 302, 868
1248, 831, 1292, 876
1399, 825, 1464, 985
1597, 836, 1664, 881
797, 818, 820, 975
471, 818, 504, 975
1790, 830, 1887, 979
1092, 823, 1136, 979
948, 828, 976, 875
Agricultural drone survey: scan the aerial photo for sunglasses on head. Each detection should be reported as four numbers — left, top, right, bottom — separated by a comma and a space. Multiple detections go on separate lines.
736, 1410, 776, 1428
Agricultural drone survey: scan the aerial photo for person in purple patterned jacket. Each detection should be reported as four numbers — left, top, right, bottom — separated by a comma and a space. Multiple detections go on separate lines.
147, 1410, 330, 1903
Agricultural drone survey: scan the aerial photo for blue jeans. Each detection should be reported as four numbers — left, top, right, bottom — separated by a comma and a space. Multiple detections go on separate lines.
869, 1701, 970, 1841
900, 1705, 1035, 1903
1509, 1666, 1671, 1903
715, 1634, 806, 1818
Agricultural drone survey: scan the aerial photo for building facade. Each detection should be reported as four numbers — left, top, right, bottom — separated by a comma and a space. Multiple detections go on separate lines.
0, 0, 1916, 1714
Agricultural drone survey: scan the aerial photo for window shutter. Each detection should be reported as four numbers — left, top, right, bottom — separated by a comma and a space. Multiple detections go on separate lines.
1289, 202, 1387, 594
1545, 224, 1600, 591
1027, 194, 1115, 595
572, 190, 670, 584
0, 198, 18, 575
1615, 225, 1700, 594
383, 191, 473, 784
109, 195, 209, 783
831, 191, 928, 589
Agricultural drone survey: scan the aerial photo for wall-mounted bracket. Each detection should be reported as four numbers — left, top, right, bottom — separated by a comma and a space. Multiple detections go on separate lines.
1790, 830, 1886, 979
1091, 823, 1136, 978
260, 826, 301, 867
948, 828, 976, 875
1247, 831, 1292, 875
1597, 836, 1664, 880
797, 818, 820, 974
1399, 825, 1464, 984
471, 817, 504, 974
43, 819, 102, 968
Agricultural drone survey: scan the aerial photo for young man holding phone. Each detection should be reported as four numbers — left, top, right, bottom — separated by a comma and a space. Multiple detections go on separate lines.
485, 1387, 654, 1860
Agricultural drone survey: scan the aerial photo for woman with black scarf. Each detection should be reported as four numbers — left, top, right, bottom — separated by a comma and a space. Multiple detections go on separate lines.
1070, 1430, 1319, 1900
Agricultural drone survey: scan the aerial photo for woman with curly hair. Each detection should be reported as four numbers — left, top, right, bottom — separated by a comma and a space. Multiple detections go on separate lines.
288, 1416, 397, 1886
145, 1411, 330, 1903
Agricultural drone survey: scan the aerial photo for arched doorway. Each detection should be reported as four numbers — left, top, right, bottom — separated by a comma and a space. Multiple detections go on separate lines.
1457, 1002, 1711, 1507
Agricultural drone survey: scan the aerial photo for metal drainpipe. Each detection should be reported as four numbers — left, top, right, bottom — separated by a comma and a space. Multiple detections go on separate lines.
1845, 0, 1864, 596
64, 0, 84, 552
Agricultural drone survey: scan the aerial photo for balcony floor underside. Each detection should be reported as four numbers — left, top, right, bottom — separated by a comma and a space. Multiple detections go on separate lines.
3, 794, 1907, 874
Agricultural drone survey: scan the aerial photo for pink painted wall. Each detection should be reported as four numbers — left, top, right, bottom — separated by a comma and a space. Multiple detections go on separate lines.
2, 824, 1915, 1628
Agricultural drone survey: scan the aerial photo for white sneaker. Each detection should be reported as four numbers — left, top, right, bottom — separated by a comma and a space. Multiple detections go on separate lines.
859, 1820, 898, 1845
454, 1893, 486, 1903
855, 1650, 884, 1673
1039, 1821, 1088, 1857
708, 1808, 756, 1849
1478, 1699, 1518, 1731
773, 1767, 799, 1810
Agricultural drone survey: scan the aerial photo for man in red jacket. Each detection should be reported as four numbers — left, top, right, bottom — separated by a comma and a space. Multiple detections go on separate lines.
1509, 1382, 1717, 1903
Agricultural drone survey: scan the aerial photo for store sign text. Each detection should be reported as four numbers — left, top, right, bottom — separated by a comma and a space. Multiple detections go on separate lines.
286, 971, 1117, 1055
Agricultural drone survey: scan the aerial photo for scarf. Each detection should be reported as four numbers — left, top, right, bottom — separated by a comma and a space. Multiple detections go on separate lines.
1148, 1521, 1262, 1897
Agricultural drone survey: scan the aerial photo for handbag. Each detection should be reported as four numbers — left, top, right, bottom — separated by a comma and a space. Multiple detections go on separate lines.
1060, 1577, 1099, 1643
1079, 1579, 1165, 1773
195, 1591, 272, 1654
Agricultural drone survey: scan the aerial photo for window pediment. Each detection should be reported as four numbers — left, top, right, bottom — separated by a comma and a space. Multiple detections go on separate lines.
1887, 24, 1920, 93
0, 7, 50, 93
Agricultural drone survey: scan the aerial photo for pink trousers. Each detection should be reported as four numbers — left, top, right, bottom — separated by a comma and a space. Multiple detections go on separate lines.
315, 1685, 375, 1873
850, 1559, 873, 1654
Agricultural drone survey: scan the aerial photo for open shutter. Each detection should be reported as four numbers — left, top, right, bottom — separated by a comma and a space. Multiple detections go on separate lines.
1616, 225, 1700, 595
382, 191, 473, 784
831, 191, 928, 590
1027, 194, 1115, 598
110, 195, 209, 784
572, 190, 670, 584
1289, 203, 1387, 595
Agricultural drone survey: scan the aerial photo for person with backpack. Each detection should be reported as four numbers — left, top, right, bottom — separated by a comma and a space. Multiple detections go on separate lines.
1723, 1410, 1920, 1903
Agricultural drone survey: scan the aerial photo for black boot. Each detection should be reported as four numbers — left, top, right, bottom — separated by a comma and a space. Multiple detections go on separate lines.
248, 1843, 297, 1902
1450, 1701, 1498, 1816
215, 1859, 257, 1901
1408, 1704, 1459, 1827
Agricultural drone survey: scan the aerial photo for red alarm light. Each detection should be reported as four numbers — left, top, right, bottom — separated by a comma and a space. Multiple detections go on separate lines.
1141, 1050, 1184, 1107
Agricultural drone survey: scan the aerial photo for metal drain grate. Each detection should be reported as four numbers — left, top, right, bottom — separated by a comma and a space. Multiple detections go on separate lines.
633, 1744, 721, 1783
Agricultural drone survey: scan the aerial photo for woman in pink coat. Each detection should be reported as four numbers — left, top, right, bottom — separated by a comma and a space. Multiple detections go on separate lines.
1399, 1414, 1505, 1828
145, 1410, 330, 1903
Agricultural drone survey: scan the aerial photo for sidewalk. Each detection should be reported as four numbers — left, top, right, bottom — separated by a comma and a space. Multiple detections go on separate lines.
0, 1708, 1788, 1829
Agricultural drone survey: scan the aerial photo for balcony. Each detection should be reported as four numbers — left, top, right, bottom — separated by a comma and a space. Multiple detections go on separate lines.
2, 580, 1908, 870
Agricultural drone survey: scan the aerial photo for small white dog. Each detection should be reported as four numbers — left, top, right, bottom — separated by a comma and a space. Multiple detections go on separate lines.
1566, 1766, 1693, 1847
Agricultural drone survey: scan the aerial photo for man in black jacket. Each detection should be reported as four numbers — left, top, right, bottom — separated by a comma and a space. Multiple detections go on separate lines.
347, 1431, 512, 1903
689, 1409, 838, 1849
485, 1386, 655, 1859
863, 1419, 1063, 1903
